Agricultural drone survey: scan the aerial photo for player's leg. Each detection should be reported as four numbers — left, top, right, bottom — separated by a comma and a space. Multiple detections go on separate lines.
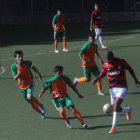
109, 88, 130, 134
92, 65, 105, 96
27, 85, 46, 119
62, 32, 68, 52
65, 96, 88, 128
96, 28, 107, 49
52, 98, 71, 128
94, 28, 98, 40
73, 67, 91, 86
54, 32, 59, 53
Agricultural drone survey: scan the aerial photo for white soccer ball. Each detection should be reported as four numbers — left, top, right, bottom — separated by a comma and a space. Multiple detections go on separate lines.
103, 103, 113, 114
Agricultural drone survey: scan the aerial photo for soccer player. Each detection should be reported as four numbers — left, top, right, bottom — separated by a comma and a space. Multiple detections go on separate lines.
90, 3, 107, 49
91, 51, 140, 134
11, 50, 46, 119
73, 33, 105, 96
39, 66, 88, 129
52, 9, 68, 53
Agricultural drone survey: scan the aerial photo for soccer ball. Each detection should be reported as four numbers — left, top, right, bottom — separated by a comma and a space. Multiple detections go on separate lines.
103, 103, 113, 114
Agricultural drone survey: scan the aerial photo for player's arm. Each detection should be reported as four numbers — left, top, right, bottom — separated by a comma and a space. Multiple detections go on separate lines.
68, 83, 83, 98
127, 66, 140, 86
32, 66, 42, 81
90, 72, 106, 86
78, 54, 87, 65
95, 48, 104, 65
13, 70, 21, 80
39, 87, 46, 98
90, 18, 93, 31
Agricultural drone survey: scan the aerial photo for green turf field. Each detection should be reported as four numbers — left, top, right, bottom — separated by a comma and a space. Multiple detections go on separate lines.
0, 22, 140, 140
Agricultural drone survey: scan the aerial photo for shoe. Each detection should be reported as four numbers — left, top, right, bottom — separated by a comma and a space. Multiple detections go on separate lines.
40, 105, 45, 114
126, 107, 132, 120
98, 92, 105, 96
73, 77, 78, 87
65, 121, 73, 129
63, 49, 69, 52
41, 114, 46, 119
109, 127, 116, 134
82, 123, 88, 129
55, 50, 59, 53
102, 46, 107, 49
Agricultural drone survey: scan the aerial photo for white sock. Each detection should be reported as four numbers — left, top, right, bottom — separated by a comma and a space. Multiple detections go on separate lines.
95, 36, 98, 40
112, 112, 120, 128
99, 36, 105, 46
121, 107, 130, 113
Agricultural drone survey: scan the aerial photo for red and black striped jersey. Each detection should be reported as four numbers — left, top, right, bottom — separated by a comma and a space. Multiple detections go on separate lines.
102, 58, 130, 88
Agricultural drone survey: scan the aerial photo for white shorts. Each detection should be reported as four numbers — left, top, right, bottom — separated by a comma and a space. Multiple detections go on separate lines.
109, 87, 128, 105
94, 28, 102, 36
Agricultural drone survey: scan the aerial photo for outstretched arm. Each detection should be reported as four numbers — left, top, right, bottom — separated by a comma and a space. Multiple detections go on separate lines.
32, 66, 42, 81
90, 19, 93, 31
39, 87, 46, 98
128, 67, 140, 86
69, 83, 83, 98
91, 72, 106, 86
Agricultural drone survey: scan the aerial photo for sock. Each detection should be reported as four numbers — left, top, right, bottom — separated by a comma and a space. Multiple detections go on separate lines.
63, 39, 66, 49
72, 109, 84, 125
112, 111, 120, 128
97, 80, 102, 93
59, 109, 69, 122
121, 107, 130, 113
99, 36, 105, 47
95, 36, 98, 40
32, 97, 42, 107
30, 102, 42, 114
54, 40, 58, 50
76, 77, 87, 83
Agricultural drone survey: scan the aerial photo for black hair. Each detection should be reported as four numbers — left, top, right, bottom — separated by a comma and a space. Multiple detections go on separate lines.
57, 8, 62, 12
88, 32, 95, 38
106, 51, 114, 59
54, 65, 63, 73
14, 50, 23, 57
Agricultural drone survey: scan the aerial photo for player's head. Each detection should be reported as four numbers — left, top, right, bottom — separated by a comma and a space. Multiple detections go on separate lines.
54, 65, 63, 78
57, 9, 62, 15
94, 3, 99, 11
88, 32, 95, 44
105, 51, 115, 64
14, 50, 23, 65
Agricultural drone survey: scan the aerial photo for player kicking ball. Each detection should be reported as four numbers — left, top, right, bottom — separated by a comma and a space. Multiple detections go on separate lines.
91, 51, 140, 134
11, 50, 46, 119
39, 66, 88, 129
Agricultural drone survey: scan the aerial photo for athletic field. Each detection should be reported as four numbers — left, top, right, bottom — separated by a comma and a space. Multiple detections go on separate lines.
0, 22, 140, 140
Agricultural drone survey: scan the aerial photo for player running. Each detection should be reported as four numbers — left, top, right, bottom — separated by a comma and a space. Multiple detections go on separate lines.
91, 51, 140, 134
90, 3, 107, 49
73, 33, 105, 96
11, 50, 46, 119
39, 66, 88, 129
52, 9, 68, 53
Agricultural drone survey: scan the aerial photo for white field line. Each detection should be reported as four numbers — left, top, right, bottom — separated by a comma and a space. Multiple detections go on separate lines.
0, 66, 5, 75
1, 36, 135, 62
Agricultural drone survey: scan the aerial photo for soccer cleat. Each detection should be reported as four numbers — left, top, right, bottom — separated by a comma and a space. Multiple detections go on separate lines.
102, 46, 107, 49
55, 50, 59, 53
63, 49, 69, 52
40, 105, 45, 114
82, 123, 88, 129
126, 107, 132, 121
97, 92, 105, 96
109, 127, 116, 134
65, 121, 73, 129
41, 114, 46, 119
73, 77, 78, 87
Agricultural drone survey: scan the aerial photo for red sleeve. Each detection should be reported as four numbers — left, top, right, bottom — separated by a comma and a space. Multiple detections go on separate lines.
91, 11, 94, 19
102, 63, 107, 74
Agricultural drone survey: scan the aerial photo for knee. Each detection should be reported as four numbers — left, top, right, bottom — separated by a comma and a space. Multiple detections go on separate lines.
68, 106, 75, 111
114, 100, 122, 112
86, 78, 91, 82
27, 94, 32, 101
